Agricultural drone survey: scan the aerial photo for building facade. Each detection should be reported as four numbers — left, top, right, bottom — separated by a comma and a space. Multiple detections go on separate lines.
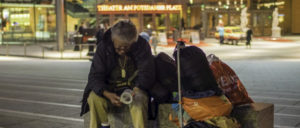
0, 0, 299, 44
0, 0, 56, 43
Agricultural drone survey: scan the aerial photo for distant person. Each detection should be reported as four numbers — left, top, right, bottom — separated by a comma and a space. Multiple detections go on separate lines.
74, 25, 78, 33
172, 28, 179, 43
246, 27, 253, 49
78, 22, 84, 35
68, 25, 79, 45
150, 31, 159, 55
95, 25, 105, 45
217, 24, 225, 45
139, 31, 150, 42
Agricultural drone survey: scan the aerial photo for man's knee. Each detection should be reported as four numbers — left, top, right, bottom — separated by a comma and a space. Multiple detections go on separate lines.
87, 91, 107, 105
132, 90, 148, 106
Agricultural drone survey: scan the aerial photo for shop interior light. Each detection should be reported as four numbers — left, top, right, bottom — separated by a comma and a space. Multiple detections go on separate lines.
227, 0, 230, 5
279, 14, 284, 23
11, 14, 29, 18
234, 1, 237, 5
201, 4, 205, 8
1, 3, 54, 8
218, 1, 222, 6
3, 9, 9, 19
216, 8, 219, 11
147, 24, 151, 29
257, 1, 285, 8
268, 15, 272, 19
236, 8, 240, 11
189, 0, 193, 4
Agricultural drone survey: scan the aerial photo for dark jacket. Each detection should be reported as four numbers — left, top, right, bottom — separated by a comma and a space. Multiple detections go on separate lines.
246, 29, 253, 41
80, 29, 155, 116
173, 46, 222, 95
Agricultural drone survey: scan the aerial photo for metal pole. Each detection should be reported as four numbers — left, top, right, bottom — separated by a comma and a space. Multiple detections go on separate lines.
42, 47, 45, 58
0, 31, 2, 46
176, 43, 183, 128
56, 0, 65, 52
33, 1, 37, 44
79, 44, 82, 59
0, 7, 3, 45
60, 50, 63, 59
6, 43, 8, 56
24, 43, 27, 56
96, 0, 99, 27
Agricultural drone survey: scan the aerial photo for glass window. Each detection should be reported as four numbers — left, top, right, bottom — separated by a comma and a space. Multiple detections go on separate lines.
35, 7, 56, 41
156, 14, 166, 32
128, 14, 139, 32
114, 14, 125, 22
170, 13, 179, 29
2, 7, 34, 42
143, 14, 152, 31
229, 13, 241, 26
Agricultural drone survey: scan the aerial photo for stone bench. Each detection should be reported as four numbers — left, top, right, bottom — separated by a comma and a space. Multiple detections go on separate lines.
83, 102, 274, 128
231, 102, 274, 128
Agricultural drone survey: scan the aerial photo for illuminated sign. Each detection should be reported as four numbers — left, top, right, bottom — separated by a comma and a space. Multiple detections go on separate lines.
97, 5, 182, 13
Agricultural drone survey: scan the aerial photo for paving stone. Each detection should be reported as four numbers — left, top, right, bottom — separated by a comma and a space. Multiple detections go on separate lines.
44, 107, 81, 118
277, 107, 300, 115
275, 115, 300, 127
0, 115, 35, 127
5, 120, 66, 128
2, 45, 300, 127
60, 124, 84, 128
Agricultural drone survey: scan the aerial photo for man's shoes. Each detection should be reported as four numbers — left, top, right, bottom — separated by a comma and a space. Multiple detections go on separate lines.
100, 123, 110, 128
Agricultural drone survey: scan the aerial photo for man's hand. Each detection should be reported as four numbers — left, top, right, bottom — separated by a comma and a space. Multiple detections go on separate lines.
132, 87, 141, 97
103, 91, 122, 107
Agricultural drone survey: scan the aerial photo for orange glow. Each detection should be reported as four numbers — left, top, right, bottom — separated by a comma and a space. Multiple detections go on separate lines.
97, 4, 182, 13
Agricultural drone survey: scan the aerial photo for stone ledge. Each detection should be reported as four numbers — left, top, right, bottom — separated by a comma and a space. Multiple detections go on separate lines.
83, 103, 274, 128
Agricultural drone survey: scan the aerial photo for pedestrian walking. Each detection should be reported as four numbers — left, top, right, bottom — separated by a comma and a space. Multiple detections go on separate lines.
217, 23, 225, 45
139, 31, 150, 42
150, 31, 159, 55
78, 22, 84, 35
172, 27, 179, 43
246, 26, 253, 49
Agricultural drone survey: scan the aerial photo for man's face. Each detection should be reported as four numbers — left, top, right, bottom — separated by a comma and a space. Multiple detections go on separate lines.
113, 38, 132, 56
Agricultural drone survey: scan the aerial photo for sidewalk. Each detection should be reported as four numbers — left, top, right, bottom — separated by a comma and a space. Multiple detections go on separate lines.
0, 43, 94, 60
255, 35, 300, 42
1, 36, 300, 60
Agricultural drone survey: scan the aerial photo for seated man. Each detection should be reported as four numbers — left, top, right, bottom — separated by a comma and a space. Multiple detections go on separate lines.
80, 19, 155, 128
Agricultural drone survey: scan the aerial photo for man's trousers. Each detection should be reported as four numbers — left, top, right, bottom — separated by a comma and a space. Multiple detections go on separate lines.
87, 90, 148, 128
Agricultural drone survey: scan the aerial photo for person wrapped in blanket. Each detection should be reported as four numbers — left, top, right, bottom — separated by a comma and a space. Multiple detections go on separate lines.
171, 46, 240, 128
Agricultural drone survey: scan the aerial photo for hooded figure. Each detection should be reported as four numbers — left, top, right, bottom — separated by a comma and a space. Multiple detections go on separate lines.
173, 46, 222, 96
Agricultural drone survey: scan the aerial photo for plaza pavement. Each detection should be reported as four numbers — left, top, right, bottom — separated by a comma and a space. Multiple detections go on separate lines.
0, 36, 300, 128
1, 36, 300, 60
